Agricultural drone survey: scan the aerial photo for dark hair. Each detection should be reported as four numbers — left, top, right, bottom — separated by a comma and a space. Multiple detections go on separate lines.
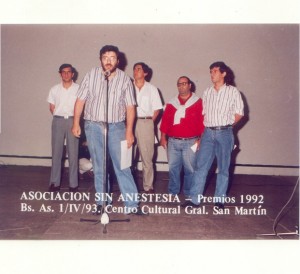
133, 62, 151, 74
177, 76, 196, 92
178, 76, 191, 84
209, 61, 228, 74
58, 63, 74, 74
99, 45, 120, 59
209, 61, 235, 86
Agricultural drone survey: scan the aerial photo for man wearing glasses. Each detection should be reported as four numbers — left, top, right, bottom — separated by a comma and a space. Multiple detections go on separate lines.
160, 76, 204, 203
72, 45, 146, 216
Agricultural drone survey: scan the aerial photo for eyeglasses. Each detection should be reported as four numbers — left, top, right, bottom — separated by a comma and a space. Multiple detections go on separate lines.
177, 82, 189, 87
101, 56, 117, 62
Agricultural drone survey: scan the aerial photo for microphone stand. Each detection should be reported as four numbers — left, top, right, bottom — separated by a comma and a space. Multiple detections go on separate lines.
97, 72, 110, 233
80, 70, 130, 233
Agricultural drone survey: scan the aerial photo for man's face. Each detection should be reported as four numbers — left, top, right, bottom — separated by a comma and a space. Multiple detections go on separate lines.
177, 77, 191, 97
133, 64, 147, 81
210, 67, 226, 84
60, 67, 74, 83
100, 51, 118, 73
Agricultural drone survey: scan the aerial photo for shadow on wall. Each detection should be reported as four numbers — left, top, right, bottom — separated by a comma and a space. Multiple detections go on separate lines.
118, 51, 128, 71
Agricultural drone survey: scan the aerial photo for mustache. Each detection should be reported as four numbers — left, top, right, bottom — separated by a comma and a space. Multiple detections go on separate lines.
103, 64, 117, 74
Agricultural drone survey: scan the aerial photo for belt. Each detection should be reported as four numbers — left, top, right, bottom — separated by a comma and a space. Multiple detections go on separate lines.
54, 115, 74, 119
170, 136, 200, 140
207, 125, 232, 130
137, 116, 152, 120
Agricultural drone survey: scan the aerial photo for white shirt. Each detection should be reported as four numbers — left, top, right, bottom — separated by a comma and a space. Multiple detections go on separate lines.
47, 82, 79, 116
134, 81, 163, 117
202, 84, 244, 127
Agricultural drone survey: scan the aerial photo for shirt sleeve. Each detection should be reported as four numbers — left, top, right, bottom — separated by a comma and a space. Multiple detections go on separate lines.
47, 87, 55, 104
234, 88, 244, 116
151, 87, 163, 111
76, 72, 90, 100
160, 104, 173, 134
124, 79, 136, 106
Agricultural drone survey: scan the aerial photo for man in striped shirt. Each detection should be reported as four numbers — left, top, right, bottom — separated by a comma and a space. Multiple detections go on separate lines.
72, 45, 145, 215
189, 62, 244, 209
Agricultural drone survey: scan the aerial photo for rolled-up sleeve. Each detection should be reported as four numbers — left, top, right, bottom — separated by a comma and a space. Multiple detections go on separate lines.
76, 72, 90, 100
234, 89, 244, 116
124, 80, 136, 106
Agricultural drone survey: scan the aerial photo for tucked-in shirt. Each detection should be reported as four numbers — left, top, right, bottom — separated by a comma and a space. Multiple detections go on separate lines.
202, 84, 244, 127
47, 82, 79, 116
76, 67, 136, 123
160, 94, 204, 138
134, 81, 163, 117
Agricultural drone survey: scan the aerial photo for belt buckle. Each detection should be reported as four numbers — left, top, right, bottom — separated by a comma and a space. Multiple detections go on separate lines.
64, 115, 69, 119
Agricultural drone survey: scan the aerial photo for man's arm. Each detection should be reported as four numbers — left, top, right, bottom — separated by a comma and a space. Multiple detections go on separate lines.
72, 98, 86, 138
49, 103, 55, 114
152, 109, 161, 122
160, 132, 168, 149
233, 113, 243, 125
125, 105, 136, 148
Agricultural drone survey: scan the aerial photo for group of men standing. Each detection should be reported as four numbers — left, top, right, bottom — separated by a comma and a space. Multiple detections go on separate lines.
47, 44, 244, 216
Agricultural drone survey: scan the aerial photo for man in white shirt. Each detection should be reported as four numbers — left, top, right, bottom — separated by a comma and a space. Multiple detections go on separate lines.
47, 64, 79, 192
189, 61, 244, 209
133, 62, 163, 193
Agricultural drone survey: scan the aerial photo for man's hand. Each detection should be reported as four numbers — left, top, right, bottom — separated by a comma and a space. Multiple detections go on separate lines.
126, 130, 135, 148
72, 98, 85, 138
160, 132, 168, 149
194, 138, 201, 151
72, 124, 81, 138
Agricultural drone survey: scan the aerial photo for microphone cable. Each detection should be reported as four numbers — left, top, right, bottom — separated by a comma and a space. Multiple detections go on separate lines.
272, 177, 299, 238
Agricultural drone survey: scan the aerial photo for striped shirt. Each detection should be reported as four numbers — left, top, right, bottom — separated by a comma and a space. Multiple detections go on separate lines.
202, 84, 244, 127
76, 67, 136, 123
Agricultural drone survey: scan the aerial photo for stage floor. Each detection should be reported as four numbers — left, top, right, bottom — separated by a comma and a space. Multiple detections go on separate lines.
0, 165, 298, 240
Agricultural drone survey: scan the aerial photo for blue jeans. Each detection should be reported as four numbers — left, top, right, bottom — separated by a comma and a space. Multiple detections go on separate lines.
85, 121, 139, 209
167, 137, 197, 196
190, 127, 234, 204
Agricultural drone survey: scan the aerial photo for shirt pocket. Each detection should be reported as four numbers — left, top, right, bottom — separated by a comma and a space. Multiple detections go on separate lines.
140, 96, 150, 112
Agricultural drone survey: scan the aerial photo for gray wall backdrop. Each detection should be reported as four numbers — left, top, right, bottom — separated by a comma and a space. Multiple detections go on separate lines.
0, 24, 299, 175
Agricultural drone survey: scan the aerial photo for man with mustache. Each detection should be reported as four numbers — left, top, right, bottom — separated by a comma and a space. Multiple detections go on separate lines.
160, 76, 204, 202
72, 45, 146, 216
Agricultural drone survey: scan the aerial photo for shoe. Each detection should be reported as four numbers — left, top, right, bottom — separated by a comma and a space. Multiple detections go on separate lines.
79, 173, 84, 180
144, 189, 155, 194
69, 186, 79, 192
181, 200, 199, 208
86, 170, 94, 178
129, 206, 149, 216
49, 184, 60, 192
93, 205, 103, 215
214, 202, 224, 209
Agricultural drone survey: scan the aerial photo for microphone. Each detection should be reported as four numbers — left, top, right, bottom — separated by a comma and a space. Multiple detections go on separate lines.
104, 70, 111, 78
